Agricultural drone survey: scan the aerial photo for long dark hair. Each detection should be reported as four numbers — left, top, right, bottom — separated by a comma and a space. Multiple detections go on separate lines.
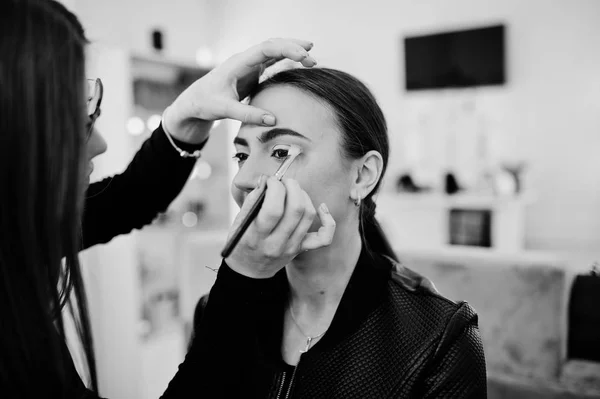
0, 0, 97, 397
253, 68, 398, 262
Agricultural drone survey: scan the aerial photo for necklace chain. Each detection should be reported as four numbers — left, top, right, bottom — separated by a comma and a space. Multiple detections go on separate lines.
288, 303, 328, 353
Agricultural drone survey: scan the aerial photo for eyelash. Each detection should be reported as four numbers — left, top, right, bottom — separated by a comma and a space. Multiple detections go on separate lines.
232, 153, 248, 164
272, 148, 289, 160
232, 147, 290, 165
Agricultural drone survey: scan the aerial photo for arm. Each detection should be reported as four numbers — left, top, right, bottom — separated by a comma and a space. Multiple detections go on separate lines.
81, 124, 206, 249
81, 38, 317, 251
420, 303, 488, 399
160, 261, 282, 398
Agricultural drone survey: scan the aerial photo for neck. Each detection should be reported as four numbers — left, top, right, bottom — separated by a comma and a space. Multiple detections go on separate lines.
286, 218, 362, 316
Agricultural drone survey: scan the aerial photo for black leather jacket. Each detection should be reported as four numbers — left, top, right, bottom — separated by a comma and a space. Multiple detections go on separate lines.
164, 248, 487, 398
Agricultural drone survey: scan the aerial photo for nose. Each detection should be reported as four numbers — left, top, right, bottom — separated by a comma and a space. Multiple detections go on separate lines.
232, 164, 261, 195
87, 127, 107, 161
231, 157, 271, 206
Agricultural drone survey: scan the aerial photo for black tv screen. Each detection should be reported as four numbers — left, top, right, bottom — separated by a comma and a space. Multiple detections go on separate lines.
404, 24, 506, 91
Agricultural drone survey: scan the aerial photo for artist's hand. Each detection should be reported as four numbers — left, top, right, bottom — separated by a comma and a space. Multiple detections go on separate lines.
163, 38, 317, 144
225, 176, 336, 279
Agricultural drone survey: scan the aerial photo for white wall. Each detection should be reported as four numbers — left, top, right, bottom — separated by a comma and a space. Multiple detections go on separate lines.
205, 0, 600, 252
76, 0, 212, 64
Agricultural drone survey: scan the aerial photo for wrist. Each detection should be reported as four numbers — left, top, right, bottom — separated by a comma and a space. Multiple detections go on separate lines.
215, 260, 283, 303
162, 106, 212, 145
224, 256, 278, 279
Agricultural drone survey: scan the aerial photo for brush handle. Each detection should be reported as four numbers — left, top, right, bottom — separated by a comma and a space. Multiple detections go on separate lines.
220, 189, 267, 258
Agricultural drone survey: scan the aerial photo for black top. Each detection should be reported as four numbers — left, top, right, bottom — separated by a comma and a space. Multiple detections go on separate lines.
81, 125, 203, 250
177, 248, 487, 398
71, 124, 205, 398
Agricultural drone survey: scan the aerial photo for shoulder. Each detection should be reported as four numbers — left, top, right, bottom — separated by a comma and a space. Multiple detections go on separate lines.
382, 255, 479, 339
193, 294, 210, 327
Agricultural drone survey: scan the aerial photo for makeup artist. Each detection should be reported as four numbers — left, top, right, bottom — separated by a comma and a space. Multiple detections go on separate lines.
1, 1, 335, 397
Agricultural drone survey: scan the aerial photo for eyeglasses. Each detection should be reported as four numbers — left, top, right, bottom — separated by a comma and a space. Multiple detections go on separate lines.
86, 78, 103, 136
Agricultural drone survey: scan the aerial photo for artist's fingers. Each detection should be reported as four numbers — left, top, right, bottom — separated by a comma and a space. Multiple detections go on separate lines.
254, 176, 286, 234
286, 190, 317, 254
240, 38, 316, 69
228, 175, 267, 238
272, 179, 309, 238
222, 100, 276, 126
300, 203, 336, 251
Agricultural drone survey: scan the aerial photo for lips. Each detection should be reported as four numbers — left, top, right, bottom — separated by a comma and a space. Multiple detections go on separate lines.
88, 162, 94, 175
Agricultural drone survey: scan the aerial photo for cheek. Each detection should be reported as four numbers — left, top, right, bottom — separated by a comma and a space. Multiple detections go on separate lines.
86, 129, 107, 160
301, 175, 349, 233
289, 158, 350, 215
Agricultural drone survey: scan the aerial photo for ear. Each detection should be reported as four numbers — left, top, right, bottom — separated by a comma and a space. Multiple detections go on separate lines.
350, 150, 384, 201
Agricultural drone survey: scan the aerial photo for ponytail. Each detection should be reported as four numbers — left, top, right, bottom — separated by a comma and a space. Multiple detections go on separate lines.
359, 197, 398, 262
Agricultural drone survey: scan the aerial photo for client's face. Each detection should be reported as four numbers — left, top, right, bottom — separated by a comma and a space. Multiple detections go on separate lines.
232, 85, 354, 230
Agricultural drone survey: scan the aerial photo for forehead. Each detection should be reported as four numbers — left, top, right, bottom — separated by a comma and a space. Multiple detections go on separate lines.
239, 85, 340, 142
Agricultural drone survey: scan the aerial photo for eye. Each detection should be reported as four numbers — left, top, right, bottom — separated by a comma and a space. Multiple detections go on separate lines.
232, 152, 248, 165
271, 145, 290, 160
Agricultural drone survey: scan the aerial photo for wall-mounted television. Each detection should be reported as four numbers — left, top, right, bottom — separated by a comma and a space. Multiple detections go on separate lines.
404, 24, 506, 91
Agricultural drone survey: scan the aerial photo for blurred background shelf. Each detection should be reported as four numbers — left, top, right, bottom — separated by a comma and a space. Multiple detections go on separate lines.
377, 192, 535, 252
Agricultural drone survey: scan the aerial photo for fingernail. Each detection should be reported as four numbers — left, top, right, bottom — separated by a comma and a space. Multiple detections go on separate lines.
309, 56, 318, 66
307, 42, 314, 50
262, 114, 275, 126
320, 203, 330, 214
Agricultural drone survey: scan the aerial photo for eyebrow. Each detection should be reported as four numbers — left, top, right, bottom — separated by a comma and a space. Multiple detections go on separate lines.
233, 128, 312, 147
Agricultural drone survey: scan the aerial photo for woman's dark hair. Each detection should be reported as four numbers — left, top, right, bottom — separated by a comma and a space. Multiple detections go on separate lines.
253, 68, 398, 262
0, 0, 97, 396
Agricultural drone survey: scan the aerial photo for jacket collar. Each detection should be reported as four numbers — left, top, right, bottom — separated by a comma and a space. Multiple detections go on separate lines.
257, 246, 393, 365
309, 247, 391, 354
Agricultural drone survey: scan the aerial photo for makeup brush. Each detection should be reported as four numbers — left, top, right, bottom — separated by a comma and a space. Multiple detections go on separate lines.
221, 145, 302, 258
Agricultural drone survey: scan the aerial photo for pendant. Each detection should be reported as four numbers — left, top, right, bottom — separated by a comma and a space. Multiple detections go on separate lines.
299, 336, 313, 354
